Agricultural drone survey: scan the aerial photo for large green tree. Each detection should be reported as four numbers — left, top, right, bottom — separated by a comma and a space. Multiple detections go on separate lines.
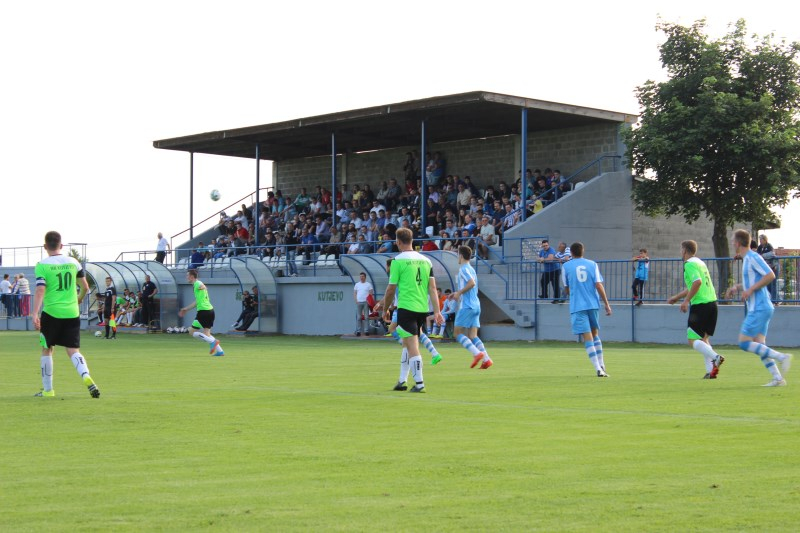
624, 19, 800, 259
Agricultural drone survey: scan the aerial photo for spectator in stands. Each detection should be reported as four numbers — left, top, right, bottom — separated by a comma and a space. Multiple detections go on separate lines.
376, 231, 394, 253
261, 229, 277, 257
376, 181, 389, 203
315, 215, 331, 243
537, 239, 560, 301
232, 290, 258, 331
0, 273, 11, 316
369, 199, 386, 216
552, 169, 570, 200
385, 178, 401, 210
294, 187, 312, 213
190, 245, 205, 269
406, 188, 421, 210
436, 229, 455, 251
404, 151, 418, 182
155, 232, 170, 263
502, 203, 518, 232
456, 229, 476, 252
297, 228, 318, 265
462, 214, 477, 235
324, 226, 344, 258
456, 183, 472, 211
361, 184, 375, 206
476, 215, 497, 259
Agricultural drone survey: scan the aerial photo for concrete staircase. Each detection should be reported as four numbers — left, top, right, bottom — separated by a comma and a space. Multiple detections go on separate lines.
475, 259, 535, 328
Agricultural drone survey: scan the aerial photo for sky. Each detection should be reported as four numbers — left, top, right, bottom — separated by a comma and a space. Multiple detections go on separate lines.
2, 0, 799, 263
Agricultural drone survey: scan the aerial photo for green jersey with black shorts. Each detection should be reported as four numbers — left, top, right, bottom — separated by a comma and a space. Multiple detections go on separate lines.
35, 255, 83, 319
390, 251, 433, 312
35, 255, 84, 348
390, 251, 434, 338
683, 257, 718, 340
192, 279, 216, 329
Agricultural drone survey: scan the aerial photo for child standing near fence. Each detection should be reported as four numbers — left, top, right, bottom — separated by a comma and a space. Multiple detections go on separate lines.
631, 248, 649, 306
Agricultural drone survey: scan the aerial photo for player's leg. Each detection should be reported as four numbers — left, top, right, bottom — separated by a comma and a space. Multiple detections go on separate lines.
590, 324, 606, 374
573, 311, 603, 375
37, 341, 55, 397
737, 310, 790, 385
419, 328, 441, 365
470, 326, 492, 369
394, 347, 409, 391
66, 345, 100, 398
191, 311, 223, 355
454, 318, 483, 367
397, 310, 425, 392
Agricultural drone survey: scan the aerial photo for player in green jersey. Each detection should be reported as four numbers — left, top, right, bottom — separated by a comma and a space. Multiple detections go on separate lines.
378, 228, 443, 393
667, 240, 725, 379
32, 231, 100, 398
179, 269, 224, 356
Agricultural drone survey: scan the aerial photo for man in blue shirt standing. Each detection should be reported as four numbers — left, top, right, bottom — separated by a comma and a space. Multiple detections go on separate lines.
537, 239, 560, 301
562, 242, 613, 377
727, 229, 792, 387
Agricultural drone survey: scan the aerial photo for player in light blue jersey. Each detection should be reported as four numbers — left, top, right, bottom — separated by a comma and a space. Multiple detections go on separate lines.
450, 246, 492, 369
561, 242, 612, 377
727, 229, 792, 386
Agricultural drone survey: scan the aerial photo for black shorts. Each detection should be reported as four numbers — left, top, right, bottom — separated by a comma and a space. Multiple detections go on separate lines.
194, 309, 215, 329
396, 308, 427, 338
40, 312, 81, 349
688, 301, 718, 338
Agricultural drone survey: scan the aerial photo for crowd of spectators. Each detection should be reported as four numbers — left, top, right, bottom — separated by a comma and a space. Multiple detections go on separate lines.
1, 273, 31, 317
184, 153, 573, 267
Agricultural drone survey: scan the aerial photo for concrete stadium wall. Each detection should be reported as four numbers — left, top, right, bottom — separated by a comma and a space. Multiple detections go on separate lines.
481, 303, 800, 347
273, 123, 623, 198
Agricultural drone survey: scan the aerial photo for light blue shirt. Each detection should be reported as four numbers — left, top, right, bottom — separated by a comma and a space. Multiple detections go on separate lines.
458, 263, 480, 310
742, 250, 774, 313
562, 257, 604, 313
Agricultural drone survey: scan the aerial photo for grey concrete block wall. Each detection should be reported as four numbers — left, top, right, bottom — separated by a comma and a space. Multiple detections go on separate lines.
273, 122, 624, 199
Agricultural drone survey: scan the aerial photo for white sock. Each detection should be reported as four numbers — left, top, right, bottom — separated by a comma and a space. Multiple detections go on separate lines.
692, 340, 717, 372
70, 353, 90, 380
409, 355, 423, 387
193, 331, 216, 344
41, 355, 53, 391
399, 348, 409, 383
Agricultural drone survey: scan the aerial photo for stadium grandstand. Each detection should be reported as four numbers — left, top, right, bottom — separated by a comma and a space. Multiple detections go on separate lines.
2, 91, 798, 346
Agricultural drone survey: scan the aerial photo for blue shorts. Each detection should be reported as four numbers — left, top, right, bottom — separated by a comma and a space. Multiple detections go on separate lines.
455, 307, 481, 329
740, 307, 773, 338
570, 309, 599, 335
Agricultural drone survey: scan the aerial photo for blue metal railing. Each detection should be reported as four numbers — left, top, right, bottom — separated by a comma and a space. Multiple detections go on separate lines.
502, 256, 799, 304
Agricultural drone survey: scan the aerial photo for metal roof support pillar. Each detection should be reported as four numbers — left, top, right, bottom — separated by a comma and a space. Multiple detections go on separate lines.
255, 144, 261, 251
331, 132, 337, 229
420, 120, 427, 236
190, 152, 194, 239
520, 108, 528, 222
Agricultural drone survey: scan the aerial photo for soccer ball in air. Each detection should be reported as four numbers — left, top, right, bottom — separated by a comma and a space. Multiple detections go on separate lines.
94, 331, 102, 337
210, 189, 221, 201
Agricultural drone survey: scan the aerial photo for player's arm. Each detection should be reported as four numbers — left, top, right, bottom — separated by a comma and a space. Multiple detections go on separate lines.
451, 276, 475, 301
380, 283, 397, 321
741, 269, 775, 301
677, 279, 702, 312
667, 288, 688, 305
595, 282, 612, 316
76, 273, 89, 305
32, 284, 45, 330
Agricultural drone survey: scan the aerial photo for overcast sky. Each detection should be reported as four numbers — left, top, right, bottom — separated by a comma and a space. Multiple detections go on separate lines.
2, 0, 799, 262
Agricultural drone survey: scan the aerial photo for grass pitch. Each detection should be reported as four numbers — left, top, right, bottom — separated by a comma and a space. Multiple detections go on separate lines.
1, 331, 798, 532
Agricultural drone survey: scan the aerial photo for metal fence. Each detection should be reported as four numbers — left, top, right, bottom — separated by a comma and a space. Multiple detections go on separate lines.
505, 256, 800, 304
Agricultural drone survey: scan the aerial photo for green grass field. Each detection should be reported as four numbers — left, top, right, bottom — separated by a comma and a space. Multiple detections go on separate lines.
1, 331, 798, 531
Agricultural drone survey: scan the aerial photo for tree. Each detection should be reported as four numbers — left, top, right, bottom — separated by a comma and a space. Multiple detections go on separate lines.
624, 19, 800, 262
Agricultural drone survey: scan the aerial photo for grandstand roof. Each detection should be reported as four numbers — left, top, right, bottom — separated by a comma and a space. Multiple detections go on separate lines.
153, 91, 637, 162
